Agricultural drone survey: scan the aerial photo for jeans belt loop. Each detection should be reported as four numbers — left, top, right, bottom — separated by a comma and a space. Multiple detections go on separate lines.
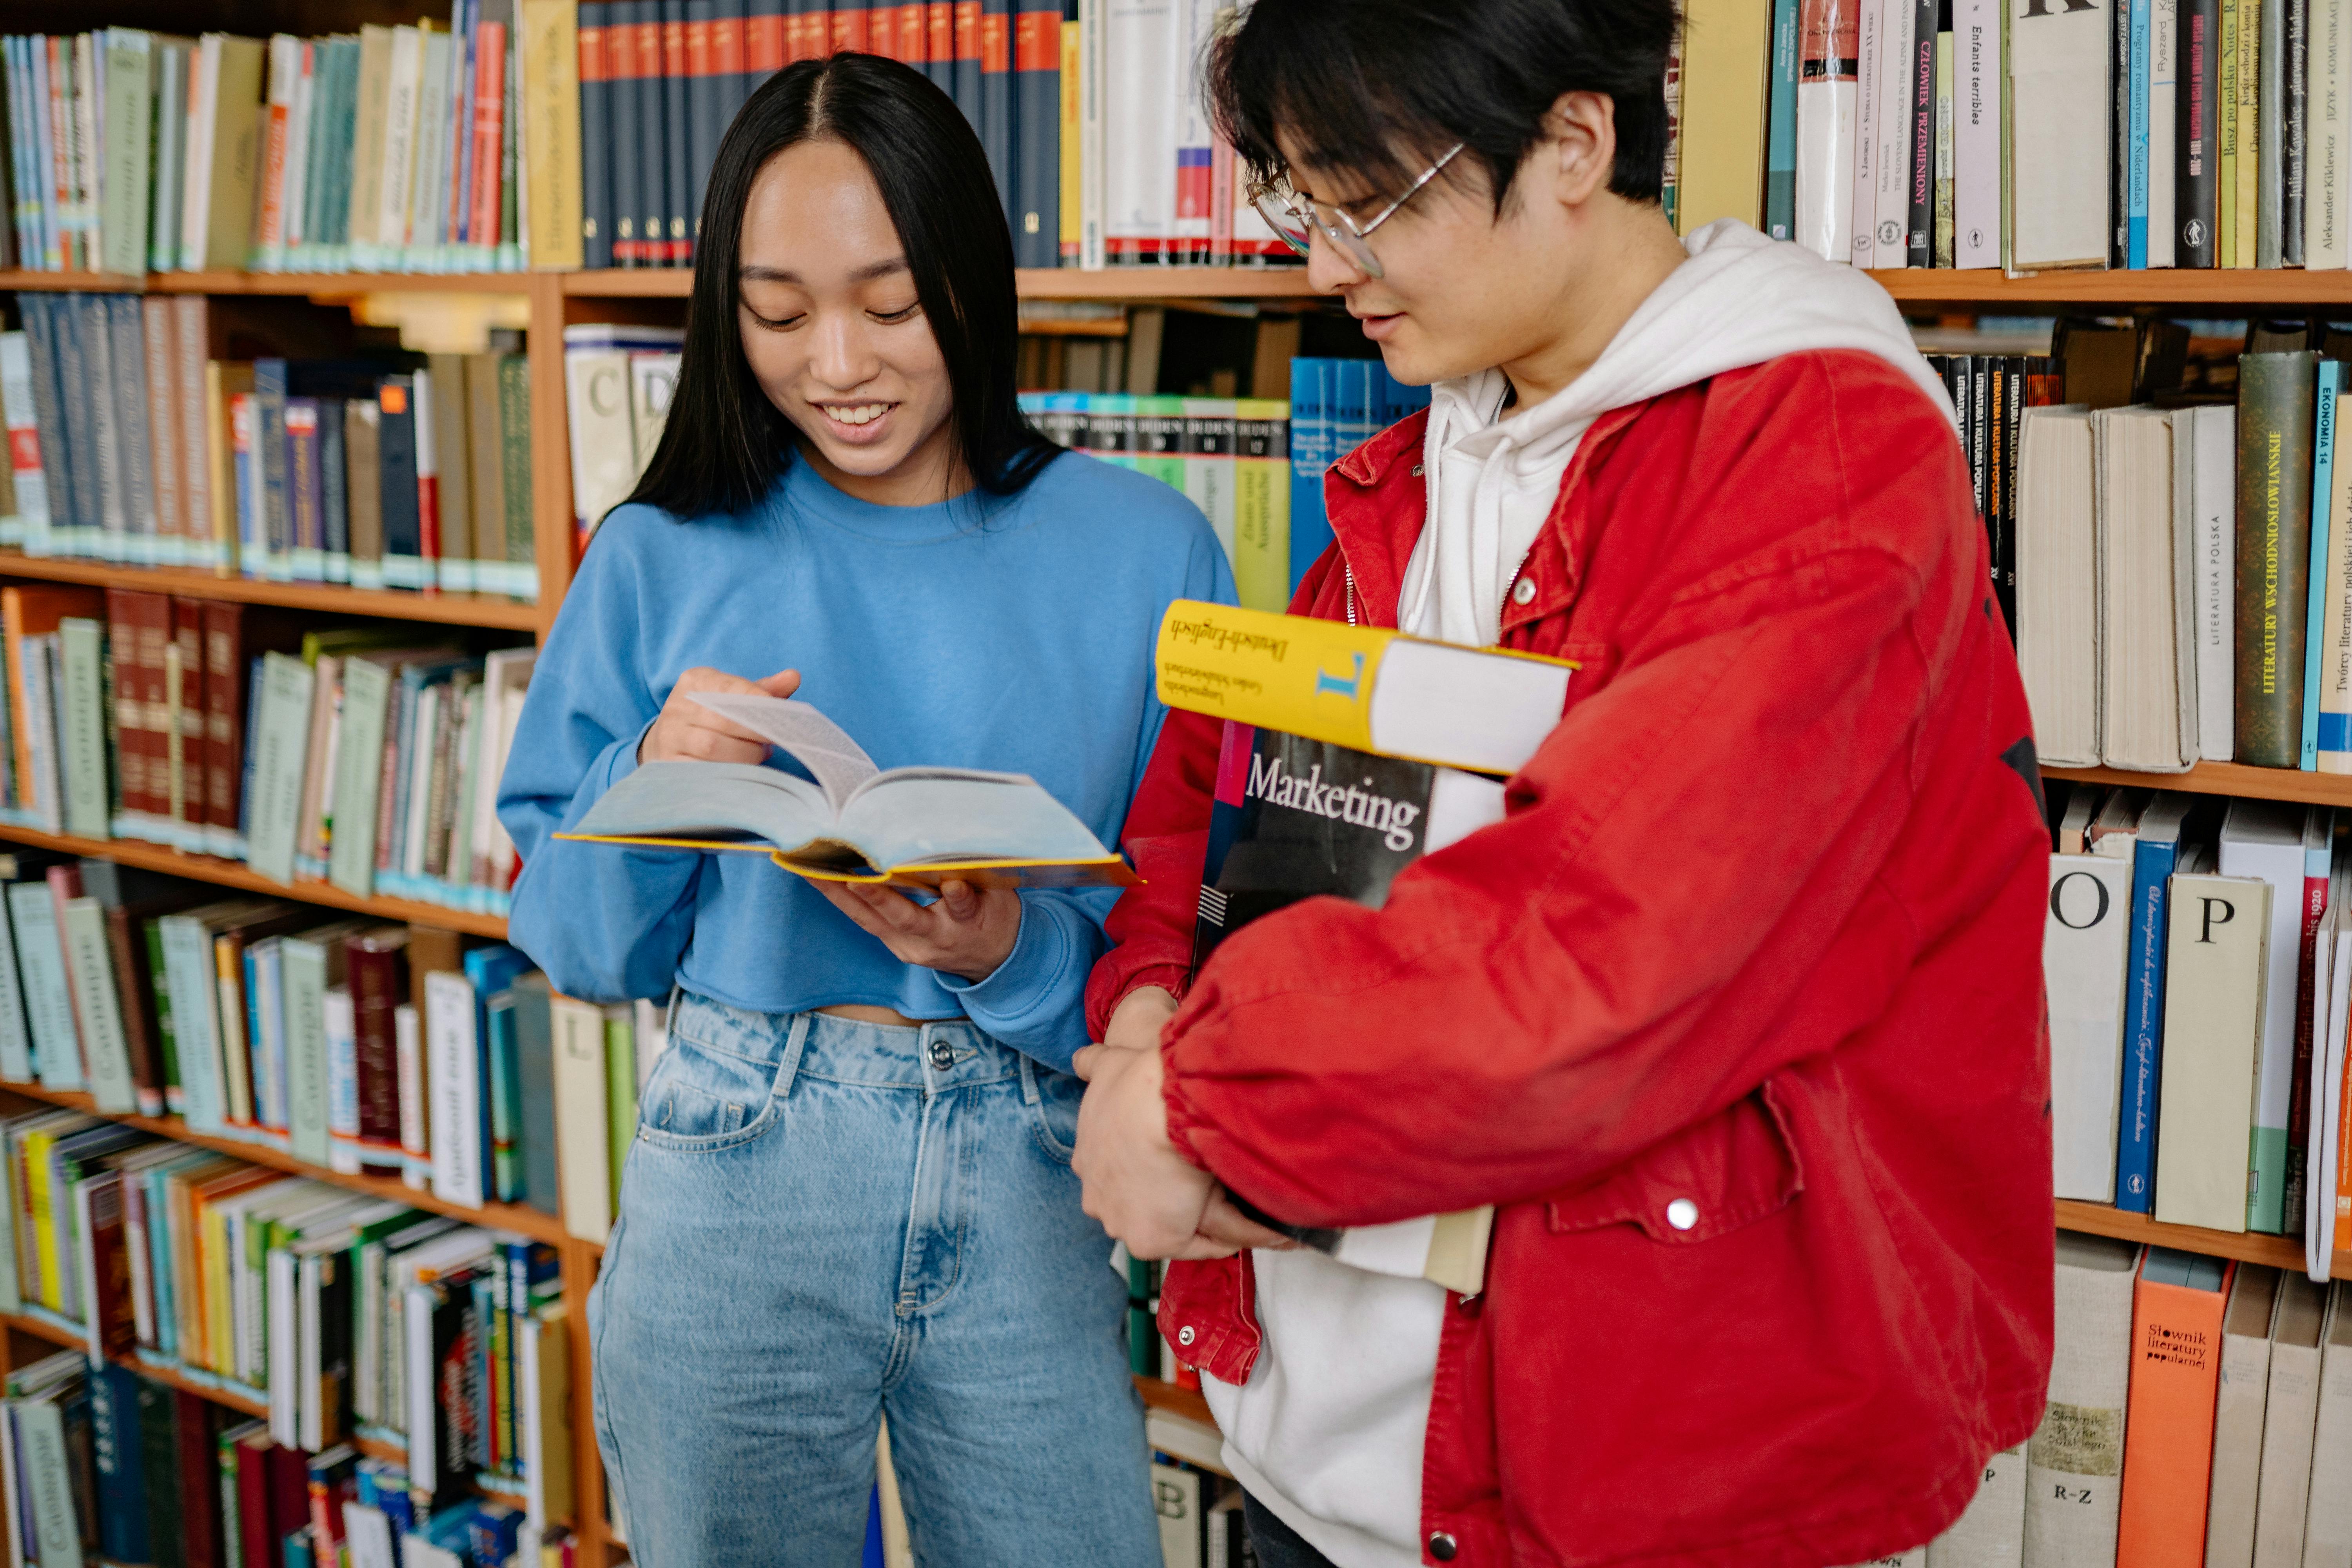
770, 1011, 813, 1102
662, 984, 683, 1037
1015, 1049, 1042, 1107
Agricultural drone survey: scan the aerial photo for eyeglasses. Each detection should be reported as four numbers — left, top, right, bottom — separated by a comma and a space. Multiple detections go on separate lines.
1247, 143, 1465, 279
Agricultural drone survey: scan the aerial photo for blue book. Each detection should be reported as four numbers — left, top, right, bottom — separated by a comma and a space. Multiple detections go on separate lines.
2128, 0, 2151, 266
2305, 361, 2340, 771
1288, 358, 1332, 593
89, 1363, 152, 1566
1765, 0, 1801, 240
2115, 792, 2196, 1211
1377, 364, 1432, 427
865, 1485, 886, 1567
464, 945, 535, 1196
254, 359, 292, 583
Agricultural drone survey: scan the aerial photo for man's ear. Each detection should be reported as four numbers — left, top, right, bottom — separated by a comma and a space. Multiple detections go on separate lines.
1538, 90, 1619, 209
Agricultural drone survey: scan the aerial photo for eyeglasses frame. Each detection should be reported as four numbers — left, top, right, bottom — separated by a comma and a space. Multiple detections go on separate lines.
1247, 142, 1468, 278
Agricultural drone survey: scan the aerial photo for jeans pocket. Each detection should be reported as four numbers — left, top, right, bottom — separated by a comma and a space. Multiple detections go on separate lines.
1026, 1065, 1084, 1167
636, 1034, 786, 1153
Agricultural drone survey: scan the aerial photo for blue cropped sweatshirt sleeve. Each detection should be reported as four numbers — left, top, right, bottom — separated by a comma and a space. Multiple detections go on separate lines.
497, 452, 1233, 1071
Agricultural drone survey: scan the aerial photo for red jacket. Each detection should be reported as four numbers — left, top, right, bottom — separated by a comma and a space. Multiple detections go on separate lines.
1086, 350, 2054, 1568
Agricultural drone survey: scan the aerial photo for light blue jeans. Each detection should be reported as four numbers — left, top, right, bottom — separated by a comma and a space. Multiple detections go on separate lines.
588, 997, 1161, 1566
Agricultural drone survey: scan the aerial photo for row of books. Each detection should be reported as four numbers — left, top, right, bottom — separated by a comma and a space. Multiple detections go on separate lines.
2012, 347, 2352, 774
0, 1348, 580, 1568
5, 6, 554, 276
1675, 0, 2352, 271
0, 866, 658, 1238
2, 294, 540, 601
0, 586, 534, 921
2043, 786, 2352, 1279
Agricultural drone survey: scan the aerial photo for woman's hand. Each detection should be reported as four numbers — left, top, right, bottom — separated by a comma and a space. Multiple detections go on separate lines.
639, 667, 803, 763
810, 878, 1022, 981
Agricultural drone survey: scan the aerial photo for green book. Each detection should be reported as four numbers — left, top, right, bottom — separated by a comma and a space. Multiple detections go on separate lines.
56, 618, 111, 840
328, 657, 394, 897
144, 922, 180, 1114
498, 356, 535, 600
0, 892, 36, 1083
604, 1008, 636, 1214
2235, 351, 2321, 767
280, 934, 332, 1167
245, 652, 316, 884
487, 990, 523, 1203
62, 898, 135, 1114
100, 31, 158, 279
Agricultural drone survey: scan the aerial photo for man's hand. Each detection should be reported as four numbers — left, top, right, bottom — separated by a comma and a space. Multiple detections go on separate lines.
810, 878, 1022, 982
640, 667, 802, 763
1072, 1030, 1296, 1259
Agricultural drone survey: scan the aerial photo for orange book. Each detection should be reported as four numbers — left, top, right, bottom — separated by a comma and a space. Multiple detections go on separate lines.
1, 585, 104, 804
2116, 1249, 2236, 1568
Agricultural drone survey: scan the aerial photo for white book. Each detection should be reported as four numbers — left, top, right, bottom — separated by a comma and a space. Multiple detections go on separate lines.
256, 34, 298, 270
2007, 0, 2112, 267
16, 1397, 80, 1568
553, 992, 610, 1242
1797, 0, 1862, 261
326, 986, 362, 1175
1872, 0, 1918, 265
2306, 1283, 2352, 1568
1077, 0, 1106, 269
423, 969, 485, 1210
2046, 846, 2133, 1201
1957, 0, 2005, 264
60, 898, 134, 1114
2024, 1234, 2138, 1566
2016, 405, 2100, 765
2220, 800, 2317, 1234
2096, 406, 2193, 771
345, 1504, 399, 1568
0, 334, 50, 549
2318, 909, 2352, 1281
2254, 1273, 2330, 1568
375, 27, 425, 265
281, 42, 316, 265
1926, 1443, 2025, 1568
2156, 865, 2272, 1230
0, 897, 37, 1085
2189, 406, 2238, 760
408, 29, 453, 272
266, 1245, 298, 1446
1102, 0, 1174, 266
179, 35, 222, 272
2314, 0, 2352, 268
2150, 0, 2178, 265
397, 1000, 428, 1190
1849, 0, 1886, 263
2208, 1265, 2282, 1568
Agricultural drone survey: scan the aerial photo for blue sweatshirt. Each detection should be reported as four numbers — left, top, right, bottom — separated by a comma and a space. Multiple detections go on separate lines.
497, 452, 1232, 1071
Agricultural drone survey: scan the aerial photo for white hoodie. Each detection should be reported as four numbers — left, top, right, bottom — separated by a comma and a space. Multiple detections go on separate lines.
1398, 219, 1952, 644
1207, 222, 1951, 1568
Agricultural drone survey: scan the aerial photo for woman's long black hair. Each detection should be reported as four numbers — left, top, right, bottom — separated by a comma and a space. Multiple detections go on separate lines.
628, 52, 1055, 517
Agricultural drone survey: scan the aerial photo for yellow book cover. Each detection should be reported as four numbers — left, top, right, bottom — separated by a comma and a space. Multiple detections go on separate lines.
556, 694, 1140, 889
1675, 0, 1774, 231
1154, 600, 1576, 772
519, 0, 585, 269
1058, 14, 1080, 262
1230, 399, 1290, 612
2221, 0, 2241, 263
2238, 0, 2262, 265
203, 1201, 234, 1375
22, 1130, 54, 1312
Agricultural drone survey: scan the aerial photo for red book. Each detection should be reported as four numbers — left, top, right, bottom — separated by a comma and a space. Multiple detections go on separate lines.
955, 0, 978, 80
470, 20, 510, 254
201, 601, 247, 842
235, 1428, 272, 1568
266, 1443, 310, 1556
789, 3, 820, 63
928, 1, 953, 68
832, 1, 869, 54
347, 927, 411, 1166
85, 1174, 137, 1361
662, 11, 690, 262
746, 0, 784, 81
713, 2, 744, 94
867, 2, 895, 57
45, 862, 84, 1067
104, 588, 151, 823
175, 1392, 222, 1568
170, 597, 205, 842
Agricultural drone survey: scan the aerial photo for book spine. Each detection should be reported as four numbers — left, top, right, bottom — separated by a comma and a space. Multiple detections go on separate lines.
2184, 0, 2221, 263
2238, 354, 2320, 768
982, 0, 1013, 225
608, 1, 644, 263
747, 0, 785, 95
1908, 0, 1935, 264
2308, 364, 2341, 771
2290, 0, 2312, 261
2263, 0, 2286, 262
472, 16, 510, 263
686, 0, 718, 254
636, 5, 669, 264
1016, 2, 1060, 268
1767, 0, 1803, 239
578, 3, 615, 267
2151, 0, 2178, 263
2132, 0, 2152, 264
662, 0, 692, 263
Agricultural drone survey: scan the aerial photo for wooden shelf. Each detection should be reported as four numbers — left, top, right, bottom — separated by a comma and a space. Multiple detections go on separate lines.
0, 553, 543, 631
1869, 267, 2352, 306
0, 270, 534, 296
2055, 1200, 2349, 1276
0, 1081, 575, 1247
1135, 1375, 1215, 1427
0, 821, 509, 937
2042, 760, 2352, 807
0, 1309, 276, 1419
561, 266, 1325, 301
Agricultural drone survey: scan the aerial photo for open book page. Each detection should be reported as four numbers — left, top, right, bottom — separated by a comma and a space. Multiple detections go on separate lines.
688, 692, 881, 809
839, 774, 1119, 871
567, 761, 834, 849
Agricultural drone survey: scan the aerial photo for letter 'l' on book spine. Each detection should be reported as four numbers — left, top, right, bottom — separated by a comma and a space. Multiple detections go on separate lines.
1796, 0, 1859, 260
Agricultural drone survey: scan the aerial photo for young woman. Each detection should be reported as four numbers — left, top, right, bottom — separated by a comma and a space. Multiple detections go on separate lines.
497, 52, 1225, 1566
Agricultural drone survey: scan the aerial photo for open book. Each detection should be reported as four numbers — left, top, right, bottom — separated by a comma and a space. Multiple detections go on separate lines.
556, 694, 1138, 889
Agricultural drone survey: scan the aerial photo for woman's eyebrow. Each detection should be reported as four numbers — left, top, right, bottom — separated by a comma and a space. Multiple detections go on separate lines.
738, 258, 911, 284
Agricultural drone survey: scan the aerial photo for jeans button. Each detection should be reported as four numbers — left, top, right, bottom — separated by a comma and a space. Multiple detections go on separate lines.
1428, 1530, 1458, 1561
927, 1041, 955, 1071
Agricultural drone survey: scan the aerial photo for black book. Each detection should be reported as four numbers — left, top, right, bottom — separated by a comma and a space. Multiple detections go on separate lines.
610, 0, 645, 265
1998, 353, 2025, 628
664, 0, 695, 265
1907, 0, 1935, 266
417, 1268, 481, 1498
1014, 1, 1058, 267
132, 1377, 184, 1568
982, 0, 1014, 222
319, 389, 348, 564
689, 0, 719, 250
581, 0, 616, 267
377, 375, 422, 569
2288, 0, 2309, 263
953, 0, 982, 132
1950, 353, 1980, 520
2111, 0, 2129, 267
713, 0, 748, 125
638, 2, 672, 266
2179, 0, 2220, 265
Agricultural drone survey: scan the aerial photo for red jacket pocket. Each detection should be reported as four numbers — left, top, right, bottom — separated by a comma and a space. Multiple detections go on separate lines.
1543, 1080, 1804, 1243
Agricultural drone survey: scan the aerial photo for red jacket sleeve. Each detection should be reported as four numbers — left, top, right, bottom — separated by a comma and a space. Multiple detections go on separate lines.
1158, 387, 1984, 1229
1083, 547, 1350, 1037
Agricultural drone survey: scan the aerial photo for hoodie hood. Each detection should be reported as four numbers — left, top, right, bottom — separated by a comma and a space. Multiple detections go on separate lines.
1397, 220, 1951, 643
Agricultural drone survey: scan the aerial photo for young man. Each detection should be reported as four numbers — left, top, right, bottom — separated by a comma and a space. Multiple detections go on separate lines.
1069, 2, 2054, 1566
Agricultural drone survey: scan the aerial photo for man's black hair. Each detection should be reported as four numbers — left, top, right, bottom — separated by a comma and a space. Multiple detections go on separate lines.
1206, 0, 1676, 212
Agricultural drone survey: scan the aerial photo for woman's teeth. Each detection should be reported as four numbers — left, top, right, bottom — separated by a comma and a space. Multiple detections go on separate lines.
827, 404, 888, 425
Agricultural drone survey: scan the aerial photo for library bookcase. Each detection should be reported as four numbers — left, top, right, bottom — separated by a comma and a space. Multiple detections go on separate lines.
6, 185, 2352, 1561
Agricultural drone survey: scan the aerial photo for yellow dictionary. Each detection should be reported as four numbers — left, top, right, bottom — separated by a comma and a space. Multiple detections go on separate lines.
1230, 399, 1291, 612
1675, 0, 1774, 231
1154, 600, 1576, 773
1058, 13, 1080, 263
520, 0, 586, 269
23, 1130, 54, 1311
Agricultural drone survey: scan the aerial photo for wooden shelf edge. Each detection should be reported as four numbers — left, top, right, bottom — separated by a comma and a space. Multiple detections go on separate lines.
0, 821, 510, 938
2054, 1199, 2349, 1276
0, 1308, 275, 1419
1135, 1375, 1215, 1427
2041, 760, 2352, 808
0, 271, 534, 297
0, 1082, 575, 1248
0, 553, 543, 630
